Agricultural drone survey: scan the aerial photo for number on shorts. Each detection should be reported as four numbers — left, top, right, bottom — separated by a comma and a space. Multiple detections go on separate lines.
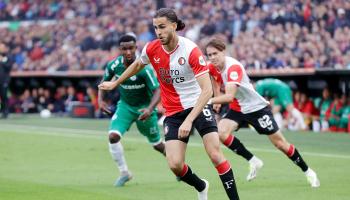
258, 115, 272, 129
203, 108, 211, 117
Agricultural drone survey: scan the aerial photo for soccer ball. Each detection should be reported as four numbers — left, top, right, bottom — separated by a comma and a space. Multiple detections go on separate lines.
40, 109, 51, 118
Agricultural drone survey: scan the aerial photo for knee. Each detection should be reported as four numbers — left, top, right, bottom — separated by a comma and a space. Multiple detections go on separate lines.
207, 148, 224, 165
109, 133, 121, 144
167, 157, 183, 175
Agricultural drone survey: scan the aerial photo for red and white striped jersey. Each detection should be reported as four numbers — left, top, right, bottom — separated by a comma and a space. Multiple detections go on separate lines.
140, 36, 209, 116
209, 56, 268, 114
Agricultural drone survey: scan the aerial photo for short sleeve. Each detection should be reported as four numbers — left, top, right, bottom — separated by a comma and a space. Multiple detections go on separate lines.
140, 43, 150, 65
103, 62, 114, 81
208, 63, 222, 84
188, 47, 209, 78
226, 65, 243, 84
143, 65, 159, 91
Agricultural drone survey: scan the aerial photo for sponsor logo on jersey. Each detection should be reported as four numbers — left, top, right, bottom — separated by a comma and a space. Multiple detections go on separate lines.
178, 57, 186, 65
130, 75, 137, 81
154, 57, 160, 64
159, 67, 185, 84
229, 71, 239, 80
120, 84, 145, 89
199, 56, 206, 66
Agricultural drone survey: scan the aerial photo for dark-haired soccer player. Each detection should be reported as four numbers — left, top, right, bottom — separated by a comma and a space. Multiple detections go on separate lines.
99, 8, 240, 200
206, 38, 320, 188
98, 34, 165, 187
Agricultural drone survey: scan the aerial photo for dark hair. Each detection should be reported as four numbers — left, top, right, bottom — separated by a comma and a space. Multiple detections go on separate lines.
118, 34, 136, 46
154, 8, 185, 31
205, 38, 226, 55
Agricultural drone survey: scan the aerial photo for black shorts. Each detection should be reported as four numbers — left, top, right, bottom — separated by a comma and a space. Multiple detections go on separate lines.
163, 105, 218, 143
223, 106, 279, 135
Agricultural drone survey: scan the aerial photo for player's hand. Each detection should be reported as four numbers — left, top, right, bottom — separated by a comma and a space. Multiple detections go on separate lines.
178, 119, 192, 139
213, 103, 221, 113
99, 101, 112, 115
98, 81, 117, 90
138, 108, 151, 121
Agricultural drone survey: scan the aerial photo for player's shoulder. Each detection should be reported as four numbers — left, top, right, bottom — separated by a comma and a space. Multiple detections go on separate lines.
226, 56, 244, 69
179, 36, 197, 50
107, 56, 124, 69
145, 39, 162, 51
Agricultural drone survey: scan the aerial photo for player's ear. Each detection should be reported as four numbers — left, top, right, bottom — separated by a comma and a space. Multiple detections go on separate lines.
172, 22, 177, 31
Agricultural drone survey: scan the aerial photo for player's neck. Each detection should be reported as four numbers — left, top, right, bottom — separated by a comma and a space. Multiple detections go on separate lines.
163, 35, 179, 53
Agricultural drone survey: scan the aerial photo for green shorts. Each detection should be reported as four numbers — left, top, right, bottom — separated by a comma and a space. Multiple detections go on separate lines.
274, 87, 293, 110
109, 101, 161, 145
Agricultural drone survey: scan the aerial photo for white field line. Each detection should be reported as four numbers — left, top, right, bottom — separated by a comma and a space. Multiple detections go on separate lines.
1, 123, 350, 160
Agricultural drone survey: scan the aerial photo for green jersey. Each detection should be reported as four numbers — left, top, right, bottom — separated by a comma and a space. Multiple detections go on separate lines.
255, 78, 292, 109
103, 56, 159, 107
256, 78, 290, 98
314, 98, 332, 120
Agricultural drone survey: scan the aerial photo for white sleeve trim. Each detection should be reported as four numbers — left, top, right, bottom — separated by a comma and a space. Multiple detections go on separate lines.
146, 69, 156, 87
194, 69, 209, 78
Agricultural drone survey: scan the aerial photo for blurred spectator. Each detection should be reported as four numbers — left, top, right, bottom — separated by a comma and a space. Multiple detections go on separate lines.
0, 0, 348, 72
313, 87, 333, 131
20, 89, 37, 113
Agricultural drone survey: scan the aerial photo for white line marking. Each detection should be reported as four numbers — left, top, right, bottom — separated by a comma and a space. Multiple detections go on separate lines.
1, 124, 350, 159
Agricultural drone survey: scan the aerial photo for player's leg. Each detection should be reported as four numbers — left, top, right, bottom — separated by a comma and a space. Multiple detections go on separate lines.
164, 114, 208, 200
267, 131, 320, 187
136, 111, 165, 155
249, 106, 320, 187
108, 103, 136, 186
195, 107, 240, 200
219, 110, 263, 181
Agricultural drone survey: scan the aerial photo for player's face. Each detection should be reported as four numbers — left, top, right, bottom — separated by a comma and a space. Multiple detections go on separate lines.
153, 17, 177, 45
206, 46, 225, 67
120, 41, 137, 64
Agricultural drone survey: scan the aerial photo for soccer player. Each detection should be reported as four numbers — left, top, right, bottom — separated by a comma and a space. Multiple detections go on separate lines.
208, 51, 264, 181
99, 8, 240, 200
255, 78, 307, 130
98, 34, 165, 187
205, 38, 320, 188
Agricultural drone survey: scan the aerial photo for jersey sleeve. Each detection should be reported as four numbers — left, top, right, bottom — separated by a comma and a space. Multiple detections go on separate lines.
103, 62, 114, 81
208, 63, 222, 83
143, 65, 159, 91
140, 43, 150, 65
188, 47, 209, 78
226, 64, 243, 84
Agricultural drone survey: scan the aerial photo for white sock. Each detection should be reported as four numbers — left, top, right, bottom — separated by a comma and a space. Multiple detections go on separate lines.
109, 142, 128, 173
291, 108, 306, 130
248, 156, 259, 165
273, 112, 284, 130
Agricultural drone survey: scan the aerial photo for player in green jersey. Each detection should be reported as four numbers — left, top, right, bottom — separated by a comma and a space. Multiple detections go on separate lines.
98, 34, 165, 187
255, 78, 306, 130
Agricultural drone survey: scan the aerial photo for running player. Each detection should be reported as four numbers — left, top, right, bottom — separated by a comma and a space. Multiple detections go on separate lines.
205, 38, 320, 188
255, 78, 306, 130
99, 8, 240, 200
98, 34, 165, 187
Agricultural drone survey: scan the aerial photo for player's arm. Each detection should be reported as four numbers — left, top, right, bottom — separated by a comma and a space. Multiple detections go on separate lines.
179, 73, 213, 138
98, 58, 146, 90
211, 76, 222, 113
98, 63, 115, 114
210, 83, 237, 104
138, 88, 160, 120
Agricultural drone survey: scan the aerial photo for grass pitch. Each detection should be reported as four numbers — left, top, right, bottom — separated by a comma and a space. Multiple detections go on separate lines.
1, 115, 350, 200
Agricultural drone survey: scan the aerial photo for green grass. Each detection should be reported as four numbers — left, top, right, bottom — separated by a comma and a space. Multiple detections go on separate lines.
1, 115, 350, 200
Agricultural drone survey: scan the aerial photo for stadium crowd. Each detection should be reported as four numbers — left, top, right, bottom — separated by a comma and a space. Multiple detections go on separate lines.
0, 0, 349, 71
